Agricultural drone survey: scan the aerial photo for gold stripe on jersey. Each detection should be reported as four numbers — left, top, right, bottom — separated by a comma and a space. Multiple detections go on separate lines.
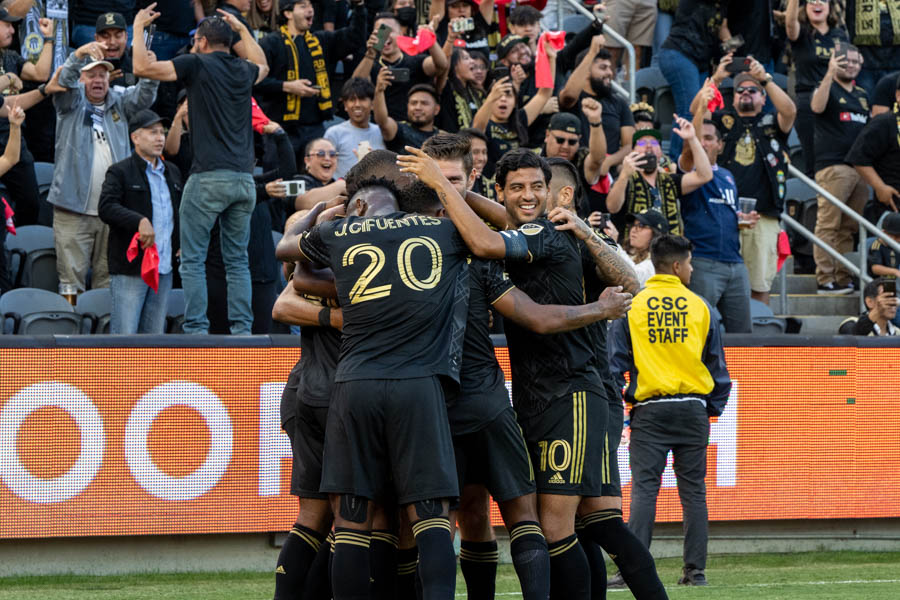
548, 538, 579, 557
489, 285, 516, 305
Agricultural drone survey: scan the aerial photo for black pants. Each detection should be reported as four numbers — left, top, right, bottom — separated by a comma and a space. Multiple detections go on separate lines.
2, 151, 41, 227
207, 276, 277, 334
628, 400, 710, 570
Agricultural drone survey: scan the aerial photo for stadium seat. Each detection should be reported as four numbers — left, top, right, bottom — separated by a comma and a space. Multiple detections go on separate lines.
838, 317, 858, 335
5, 224, 58, 292
785, 178, 818, 203
33, 162, 55, 226
634, 66, 668, 103
1, 287, 81, 334
166, 288, 185, 333
750, 298, 786, 334
563, 14, 592, 34
75, 288, 112, 334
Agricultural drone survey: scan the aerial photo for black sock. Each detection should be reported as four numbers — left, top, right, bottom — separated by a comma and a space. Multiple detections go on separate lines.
547, 533, 591, 600
459, 539, 498, 600
370, 530, 400, 600
332, 528, 371, 600
508, 521, 551, 600
411, 517, 456, 600
582, 509, 668, 600
576, 518, 607, 600
302, 532, 333, 600
396, 546, 419, 600
275, 523, 326, 600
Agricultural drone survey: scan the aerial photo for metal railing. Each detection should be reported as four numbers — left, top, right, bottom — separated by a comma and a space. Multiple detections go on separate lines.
781, 165, 900, 314
558, 0, 636, 103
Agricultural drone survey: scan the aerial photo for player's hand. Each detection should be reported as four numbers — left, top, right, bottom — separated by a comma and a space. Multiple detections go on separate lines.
581, 96, 603, 122
548, 206, 593, 241
672, 114, 695, 141
375, 66, 394, 93
137, 217, 156, 249
397, 147, 453, 192
134, 3, 161, 30
876, 184, 900, 212
38, 18, 55, 39
595, 285, 632, 320
266, 178, 286, 198
318, 204, 346, 223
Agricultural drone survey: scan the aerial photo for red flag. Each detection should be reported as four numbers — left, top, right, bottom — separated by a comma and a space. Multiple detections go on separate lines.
777, 230, 792, 272
251, 97, 271, 135
126, 232, 160, 292
396, 28, 436, 56
2, 197, 14, 235
536, 31, 565, 89
707, 82, 725, 113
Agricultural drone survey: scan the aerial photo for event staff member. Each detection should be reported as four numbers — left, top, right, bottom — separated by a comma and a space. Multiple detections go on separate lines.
811, 46, 869, 295
610, 234, 731, 588
256, 0, 368, 163
98, 109, 181, 334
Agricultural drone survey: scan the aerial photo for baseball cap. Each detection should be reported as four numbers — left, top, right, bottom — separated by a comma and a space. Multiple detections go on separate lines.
0, 7, 22, 23
128, 109, 169, 134
632, 128, 662, 146
496, 35, 528, 60
548, 113, 582, 136
629, 209, 668, 234
734, 73, 763, 90
80, 60, 115, 73
882, 212, 900, 236
96, 12, 127, 32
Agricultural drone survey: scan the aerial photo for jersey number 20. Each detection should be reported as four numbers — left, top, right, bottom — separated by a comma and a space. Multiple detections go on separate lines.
342, 236, 444, 304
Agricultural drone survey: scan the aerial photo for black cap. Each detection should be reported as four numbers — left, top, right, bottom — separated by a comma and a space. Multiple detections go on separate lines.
128, 109, 169, 134
0, 8, 22, 23
279, 0, 301, 13
496, 35, 528, 60
883, 212, 900, 236
632, 128, 662, 146
96, 12, 126, 32
548, 113, 582, 136
629, 208, 668, 233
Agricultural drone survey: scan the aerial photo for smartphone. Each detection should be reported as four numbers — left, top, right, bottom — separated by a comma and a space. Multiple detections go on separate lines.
452, 17, 474, 32
490, 66, 510, 82
600, 212, 610, 229
639, 153, 657, 173
725, 56, 752, 74
144, 23, 156, 51
884, 279, 897, 296
389, 67, 410, 82
283, 180, 307, 197
373, 23, 392, 53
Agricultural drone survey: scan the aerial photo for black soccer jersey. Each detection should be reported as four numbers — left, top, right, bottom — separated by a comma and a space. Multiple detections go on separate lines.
502, 218, 605, 418
299, 212, 470, 383
298, 322, 342, 408
814, 82, 869, 172
447, 257, 515, 435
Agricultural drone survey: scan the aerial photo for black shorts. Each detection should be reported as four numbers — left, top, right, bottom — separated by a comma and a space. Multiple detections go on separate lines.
320, 376, 459, 505
518, 390, 608, 497
453, 406, 536, 503
601, 378, 624, 497
285, 401, 330, 499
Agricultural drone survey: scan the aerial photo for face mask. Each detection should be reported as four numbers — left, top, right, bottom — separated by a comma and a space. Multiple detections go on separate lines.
396, 6, 418, 28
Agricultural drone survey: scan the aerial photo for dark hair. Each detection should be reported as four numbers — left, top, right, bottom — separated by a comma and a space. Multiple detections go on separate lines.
495, 149, 552, 190
633, 111, 655, 125
546, 157, 584, 214
576, 47, 612, 66
508, 5, 541, 25
196, 17, 233, 47
345, 149, 406, 198
422, 133, 474, 174
798, 0, 839, 30
864, 277, 888, 300
460, 127, 487, 145
701, 118, 723, 140
397, 179, 442, 215
468, 49, 489, 67
341, 77, 375, 101
407, 83, 439, 102
650, 234, 693, 271
449, 47, 476, 93
374, 11, 401, 26
303, 137, 333, 156
248, 0, 278, 31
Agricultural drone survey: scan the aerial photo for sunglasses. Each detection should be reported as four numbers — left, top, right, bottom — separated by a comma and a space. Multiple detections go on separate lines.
807, 0, 828, 4
635, 139, 660, 148
736, 86, 762, 95
554, 136, 579, 146
308, 150, 338, 158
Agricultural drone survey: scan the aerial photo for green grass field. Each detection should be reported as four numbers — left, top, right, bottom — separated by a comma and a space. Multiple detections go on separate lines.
2, 551, 899, 599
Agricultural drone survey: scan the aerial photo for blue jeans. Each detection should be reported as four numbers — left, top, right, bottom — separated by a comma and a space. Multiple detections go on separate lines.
688, 257, 752, 333
179, 170, 256, 335
149, 30, 190, 61
110, 272, 173, 334
71, 24, 134, 49
658, 47, 706, 160
650, 12, 673, 68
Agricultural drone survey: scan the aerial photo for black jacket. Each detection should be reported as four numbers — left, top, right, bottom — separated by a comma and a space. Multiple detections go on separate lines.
98, 152, 182, 276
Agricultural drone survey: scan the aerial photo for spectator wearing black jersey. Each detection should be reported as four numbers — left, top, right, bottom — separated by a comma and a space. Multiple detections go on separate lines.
437, 47, 485, 132
784, 0, 848, 175
871, 70, 900, 115
71, 0, 136, 48
811, 46, 869, 295
430, 0, 498, 55
375, 73, 441, 153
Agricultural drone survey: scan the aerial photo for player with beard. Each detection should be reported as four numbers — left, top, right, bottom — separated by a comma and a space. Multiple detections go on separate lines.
422, 134, 634, 600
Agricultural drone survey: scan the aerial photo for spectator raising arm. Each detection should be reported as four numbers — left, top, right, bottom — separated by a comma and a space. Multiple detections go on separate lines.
373, 68, 399, 141
520, 42, 556, 125
351, 26, 380, 81
784, 0, 802, 41
0, 103, 24, 176
20, 19, 56, 82
671, 115, 713, 195
581, 96, 607, 184
471, 76, 512, 132
420, 22, 449, 78
749, 57, 796, 132
559, 35, 602, 109
810, 51, 844, 114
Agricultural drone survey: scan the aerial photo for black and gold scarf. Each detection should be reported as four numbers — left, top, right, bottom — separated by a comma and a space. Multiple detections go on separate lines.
280, 26, 332, 119
451, 86, 484, 130
624, 171, 682, 235
853, 0, 900, 46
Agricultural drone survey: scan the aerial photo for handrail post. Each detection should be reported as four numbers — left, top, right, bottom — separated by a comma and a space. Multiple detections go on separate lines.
859, 226, 868, 314
779, 246, 787, 316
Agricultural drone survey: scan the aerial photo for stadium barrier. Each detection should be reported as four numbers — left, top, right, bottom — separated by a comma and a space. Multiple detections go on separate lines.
1, 335, 899, 539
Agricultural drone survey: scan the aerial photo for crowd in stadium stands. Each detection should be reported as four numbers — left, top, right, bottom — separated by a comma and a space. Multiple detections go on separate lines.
0, 0, 899, 335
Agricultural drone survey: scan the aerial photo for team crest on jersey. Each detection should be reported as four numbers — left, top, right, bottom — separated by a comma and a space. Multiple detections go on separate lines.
519, 223, 544, 236
721, 115, 734, 130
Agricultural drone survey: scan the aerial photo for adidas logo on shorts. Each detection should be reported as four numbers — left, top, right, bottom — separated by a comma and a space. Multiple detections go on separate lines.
275, 566, 286, 574
549, 472, 566, 484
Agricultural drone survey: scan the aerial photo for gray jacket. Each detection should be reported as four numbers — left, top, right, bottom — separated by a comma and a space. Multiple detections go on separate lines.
48, 52, 159, 214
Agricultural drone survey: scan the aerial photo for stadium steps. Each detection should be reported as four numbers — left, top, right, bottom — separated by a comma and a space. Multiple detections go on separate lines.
770, 267, 861, 335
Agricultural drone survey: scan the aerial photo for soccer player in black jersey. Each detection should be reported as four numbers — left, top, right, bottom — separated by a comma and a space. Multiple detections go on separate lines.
420, 134, 634, 600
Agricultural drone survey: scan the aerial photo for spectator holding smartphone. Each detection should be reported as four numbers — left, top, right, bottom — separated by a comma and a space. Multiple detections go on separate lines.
374, 74, 441, 153
868, 213, 900, 279
852, 277, 900, 336
430, 0, 497, 54
810, 45, 869, 295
